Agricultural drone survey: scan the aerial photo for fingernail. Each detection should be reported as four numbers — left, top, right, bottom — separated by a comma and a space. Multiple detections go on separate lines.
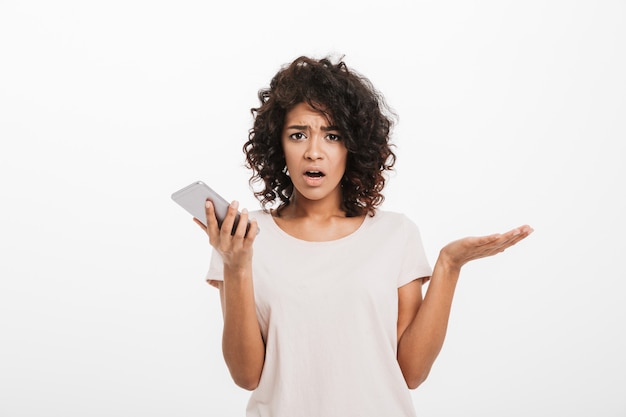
242, 208, 248, 215
231, 200, 239, 209
205, 200, 212, 208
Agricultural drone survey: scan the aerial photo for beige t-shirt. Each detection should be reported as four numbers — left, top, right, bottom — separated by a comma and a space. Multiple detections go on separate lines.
207, 210, 432, 417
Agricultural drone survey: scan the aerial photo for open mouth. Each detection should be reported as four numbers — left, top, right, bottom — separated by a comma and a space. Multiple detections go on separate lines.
305, 171, 325, 178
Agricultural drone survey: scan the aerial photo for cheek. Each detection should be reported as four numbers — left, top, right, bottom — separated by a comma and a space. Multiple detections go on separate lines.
284, 152, 297, 169
336, 150, 349, 172
281, 143, 295, 166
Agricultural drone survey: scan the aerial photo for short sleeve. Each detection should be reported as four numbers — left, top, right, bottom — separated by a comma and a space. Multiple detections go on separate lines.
397, 215, 432, 288
205, 248, 224, 286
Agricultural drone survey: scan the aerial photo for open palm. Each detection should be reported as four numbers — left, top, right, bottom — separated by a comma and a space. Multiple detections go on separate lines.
440, 225, 534, 271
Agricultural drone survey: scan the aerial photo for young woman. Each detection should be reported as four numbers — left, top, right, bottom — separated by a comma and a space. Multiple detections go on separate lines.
194, 56, 533, 417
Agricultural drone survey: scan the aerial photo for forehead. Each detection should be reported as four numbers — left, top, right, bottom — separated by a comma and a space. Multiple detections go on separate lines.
284, 102, 333, 125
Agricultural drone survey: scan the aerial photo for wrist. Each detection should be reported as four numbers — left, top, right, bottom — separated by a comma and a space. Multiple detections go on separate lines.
436, 249, 463, 277
223, 264, 252, 281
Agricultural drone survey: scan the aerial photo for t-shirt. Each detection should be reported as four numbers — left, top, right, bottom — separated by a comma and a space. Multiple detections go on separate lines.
206, 210, 432, 417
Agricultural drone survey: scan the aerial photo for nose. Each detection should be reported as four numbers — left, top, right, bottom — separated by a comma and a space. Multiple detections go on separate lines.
304, 136, 323, 160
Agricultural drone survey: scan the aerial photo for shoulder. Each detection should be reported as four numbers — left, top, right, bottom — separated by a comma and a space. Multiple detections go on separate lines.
367, 210, 426, 241
369, 210, 418, 228
247, 209, 276, 237
249, 209, 269, 217
249, 209, 272, 221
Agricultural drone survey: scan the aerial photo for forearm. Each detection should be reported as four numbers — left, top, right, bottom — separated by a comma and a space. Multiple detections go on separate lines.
222, 266, 265, 390
397, 256, 460, 389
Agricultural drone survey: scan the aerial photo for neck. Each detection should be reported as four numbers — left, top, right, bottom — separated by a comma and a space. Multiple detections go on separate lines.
281, 192, 345, 220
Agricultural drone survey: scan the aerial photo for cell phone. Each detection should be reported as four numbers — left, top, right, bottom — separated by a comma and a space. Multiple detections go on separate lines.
171, 180, 252, 235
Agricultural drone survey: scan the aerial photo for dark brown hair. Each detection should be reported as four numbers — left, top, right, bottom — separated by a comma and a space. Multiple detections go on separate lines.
243, 55, 397, 217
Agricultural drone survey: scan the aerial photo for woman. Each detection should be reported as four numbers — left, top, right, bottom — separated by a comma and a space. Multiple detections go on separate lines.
194, 56, 533, 417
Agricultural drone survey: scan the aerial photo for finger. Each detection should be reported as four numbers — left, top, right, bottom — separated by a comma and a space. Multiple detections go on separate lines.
204, 200, 221, 238
501, 229, 533, 249
232, 208, 250, 239
220, 200, 239, 237
193, 217, 207, 232
244, 218, 259, 246
499, 225, 534, 245
503, 225, 533, 239
480, 225, 533, 247
472, 233, 502, 247
488, 227, 534, 254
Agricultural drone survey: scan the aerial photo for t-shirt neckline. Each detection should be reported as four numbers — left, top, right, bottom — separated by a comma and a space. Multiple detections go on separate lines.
265, 210, 374, 245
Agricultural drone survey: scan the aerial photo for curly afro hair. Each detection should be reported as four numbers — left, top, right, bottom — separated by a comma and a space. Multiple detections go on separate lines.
243, 55, 397, 217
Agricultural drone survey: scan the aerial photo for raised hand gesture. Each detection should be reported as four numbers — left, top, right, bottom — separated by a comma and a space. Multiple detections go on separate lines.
438, 225, 534, 272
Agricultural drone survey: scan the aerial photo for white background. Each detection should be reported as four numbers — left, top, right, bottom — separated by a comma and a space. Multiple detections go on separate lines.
1, 1, 624, 416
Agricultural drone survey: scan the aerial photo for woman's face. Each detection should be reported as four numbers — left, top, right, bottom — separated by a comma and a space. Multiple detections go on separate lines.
281, 102, 348, 206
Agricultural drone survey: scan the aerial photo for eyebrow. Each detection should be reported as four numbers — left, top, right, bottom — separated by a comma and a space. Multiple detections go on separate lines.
285, 125, 340, 131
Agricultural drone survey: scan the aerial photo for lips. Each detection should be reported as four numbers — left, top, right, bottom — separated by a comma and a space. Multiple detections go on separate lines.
305, 170, 325, 178
302, 169, 326, 186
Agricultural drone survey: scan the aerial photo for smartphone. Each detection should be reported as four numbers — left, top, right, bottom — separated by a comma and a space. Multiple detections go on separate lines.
171, 180, 252, 235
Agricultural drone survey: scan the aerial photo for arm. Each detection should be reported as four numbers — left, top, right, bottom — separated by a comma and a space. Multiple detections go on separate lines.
194, 200, 265, 391
396, 225, 533, 389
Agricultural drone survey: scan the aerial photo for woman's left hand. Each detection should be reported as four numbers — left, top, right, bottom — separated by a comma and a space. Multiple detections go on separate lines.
439, 225, 534, 272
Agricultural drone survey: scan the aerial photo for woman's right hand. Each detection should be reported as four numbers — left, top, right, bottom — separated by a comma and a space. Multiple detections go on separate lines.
193, 200, 259, 272
195, 200, 264, 390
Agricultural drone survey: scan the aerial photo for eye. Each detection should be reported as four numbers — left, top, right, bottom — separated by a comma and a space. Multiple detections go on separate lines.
326, 133, 342, 141
289, 132, 307, 141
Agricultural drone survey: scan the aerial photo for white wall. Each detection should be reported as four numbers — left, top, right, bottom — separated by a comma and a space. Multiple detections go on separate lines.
1, 1, 624, 416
